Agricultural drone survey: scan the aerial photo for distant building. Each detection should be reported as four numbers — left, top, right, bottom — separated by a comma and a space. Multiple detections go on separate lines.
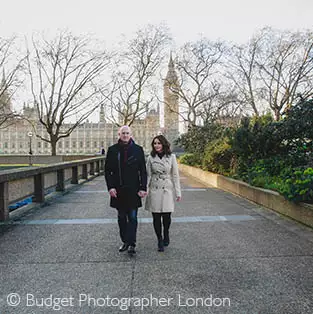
0, 57, 180, 155
163, 54, 180, 148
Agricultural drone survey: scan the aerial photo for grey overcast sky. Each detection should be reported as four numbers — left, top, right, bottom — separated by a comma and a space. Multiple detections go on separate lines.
1, 0, 312, 125
1, 0, 312, 46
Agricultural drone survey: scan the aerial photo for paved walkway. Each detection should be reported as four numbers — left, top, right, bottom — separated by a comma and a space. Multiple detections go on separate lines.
0, 172, 313, 313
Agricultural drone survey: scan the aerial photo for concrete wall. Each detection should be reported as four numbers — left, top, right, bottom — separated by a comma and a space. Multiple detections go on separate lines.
179, 163, 313, 229
7, 163, 95, 204
8, 177, 34, 203
44, 172, 57, 190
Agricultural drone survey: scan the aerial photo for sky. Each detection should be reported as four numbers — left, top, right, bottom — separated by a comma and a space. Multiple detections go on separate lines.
1, 0, 312, 126
1, 0, 312, 46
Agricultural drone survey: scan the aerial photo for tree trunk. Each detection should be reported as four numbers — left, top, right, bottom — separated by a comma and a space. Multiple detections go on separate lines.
274, 109, 280, 121
51, 140, 57, 156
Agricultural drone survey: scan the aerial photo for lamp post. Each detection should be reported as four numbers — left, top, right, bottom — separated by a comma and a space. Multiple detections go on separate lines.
27, 131, 33, 166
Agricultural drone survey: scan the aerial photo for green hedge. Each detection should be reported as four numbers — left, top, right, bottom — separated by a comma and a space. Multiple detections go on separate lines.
202, 138, 232, 175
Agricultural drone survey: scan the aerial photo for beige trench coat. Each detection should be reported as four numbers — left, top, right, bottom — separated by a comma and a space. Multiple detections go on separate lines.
145, 154, 181, 213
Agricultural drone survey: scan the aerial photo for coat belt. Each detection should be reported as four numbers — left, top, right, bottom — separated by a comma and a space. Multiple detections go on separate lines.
152, 174, 170, 180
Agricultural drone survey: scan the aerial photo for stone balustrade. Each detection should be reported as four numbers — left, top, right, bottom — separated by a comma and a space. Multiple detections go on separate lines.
0, 156, 105, 221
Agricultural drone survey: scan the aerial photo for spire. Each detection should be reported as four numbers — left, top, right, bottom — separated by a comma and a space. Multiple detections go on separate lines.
0, 69, 12, 112
165, 52, 178, 84
99, 103, 105, 123
169, 51, 174, 68
0, 68, 6, 90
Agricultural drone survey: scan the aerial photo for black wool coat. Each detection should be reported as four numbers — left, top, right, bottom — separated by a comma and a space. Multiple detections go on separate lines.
104, 140, 147, 209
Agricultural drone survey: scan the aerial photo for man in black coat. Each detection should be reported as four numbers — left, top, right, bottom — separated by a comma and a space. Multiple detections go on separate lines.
104, 125, 147, 255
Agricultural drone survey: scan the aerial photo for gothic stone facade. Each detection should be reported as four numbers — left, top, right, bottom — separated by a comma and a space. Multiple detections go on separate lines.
0, 110, 159, 155
0, 58, 179, 155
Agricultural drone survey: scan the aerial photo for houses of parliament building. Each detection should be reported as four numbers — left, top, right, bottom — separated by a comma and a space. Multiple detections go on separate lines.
0, 57, 179, 155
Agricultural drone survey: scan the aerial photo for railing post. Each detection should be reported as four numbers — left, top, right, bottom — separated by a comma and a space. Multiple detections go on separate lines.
90, 162, 95, 175
33, 173, 45, 203
82, 164, 88, 180
71, 166, 78, 184
0, 182, 9, 221
100, 159, 104, 171
96, 160, 100, 174
56, 169, 65, 192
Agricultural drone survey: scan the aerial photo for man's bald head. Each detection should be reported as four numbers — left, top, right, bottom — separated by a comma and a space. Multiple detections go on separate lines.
118, 125, 132, 143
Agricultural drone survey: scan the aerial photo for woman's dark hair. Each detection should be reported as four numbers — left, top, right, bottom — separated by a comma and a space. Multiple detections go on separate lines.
150, 135, 172, 157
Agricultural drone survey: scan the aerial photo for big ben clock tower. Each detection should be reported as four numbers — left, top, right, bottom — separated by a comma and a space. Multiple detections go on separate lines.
163, 54, 179, 149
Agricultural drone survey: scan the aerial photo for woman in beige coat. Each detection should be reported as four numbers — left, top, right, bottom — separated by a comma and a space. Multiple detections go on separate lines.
145, 135, 181, 252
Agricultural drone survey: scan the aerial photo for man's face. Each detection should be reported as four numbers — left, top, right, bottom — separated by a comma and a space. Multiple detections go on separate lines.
119, 126, 131, 143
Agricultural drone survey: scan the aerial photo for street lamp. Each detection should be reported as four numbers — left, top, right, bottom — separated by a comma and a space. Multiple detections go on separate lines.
27, 131, 33, 166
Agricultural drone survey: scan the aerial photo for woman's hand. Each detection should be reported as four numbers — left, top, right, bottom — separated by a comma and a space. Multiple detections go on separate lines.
109, 188, 117, 198
138, 190, 148, 198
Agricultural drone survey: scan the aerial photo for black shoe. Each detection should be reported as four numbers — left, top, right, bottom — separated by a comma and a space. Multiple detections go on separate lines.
158, 240, 164, 252
119, 243, 129, 252
128, 245, 136, 255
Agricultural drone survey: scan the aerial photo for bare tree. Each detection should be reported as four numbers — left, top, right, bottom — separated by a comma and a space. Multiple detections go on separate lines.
26, 31, 111, 155
0, 36, 25, 127
104, 24, 171, 126
226, 27, 313, 121
256, 27, 313, 120
199, 82, 243, 126
225, 34, 265, 117
166, 38, 226, 127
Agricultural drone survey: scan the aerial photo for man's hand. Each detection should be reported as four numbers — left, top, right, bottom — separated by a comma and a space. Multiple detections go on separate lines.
176, 196, 181, 202
138, 190, 147, 198
109, 188, 117, 198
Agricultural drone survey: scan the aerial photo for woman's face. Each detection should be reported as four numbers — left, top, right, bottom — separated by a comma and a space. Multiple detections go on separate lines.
153, 138, 163, 153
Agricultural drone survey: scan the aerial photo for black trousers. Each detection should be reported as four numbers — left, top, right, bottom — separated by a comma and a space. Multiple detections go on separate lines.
117, 208, 138, 246
152, 213, 171, 241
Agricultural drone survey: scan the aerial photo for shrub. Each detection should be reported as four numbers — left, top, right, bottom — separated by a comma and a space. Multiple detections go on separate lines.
175, 123, 225, 155
179, 153, 202, 167
229, 115, 284, 177
202, 138, 233, 175
279, 167, 313, 203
